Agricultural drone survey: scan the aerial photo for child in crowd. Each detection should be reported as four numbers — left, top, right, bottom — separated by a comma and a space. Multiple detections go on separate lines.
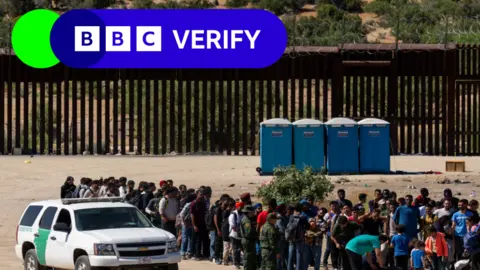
425, 226, 448, 270
410, 241, 427, 270
391, 224, 412, 270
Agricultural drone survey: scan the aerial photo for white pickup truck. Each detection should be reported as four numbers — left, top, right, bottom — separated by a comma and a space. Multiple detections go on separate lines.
15, 197, 181, 270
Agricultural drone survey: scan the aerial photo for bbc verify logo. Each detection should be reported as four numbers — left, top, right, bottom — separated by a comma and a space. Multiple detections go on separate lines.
74, 26, 261, 52
13, 9, 287, 69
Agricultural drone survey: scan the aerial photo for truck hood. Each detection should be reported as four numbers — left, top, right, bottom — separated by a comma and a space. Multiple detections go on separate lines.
81, 227, 174, 243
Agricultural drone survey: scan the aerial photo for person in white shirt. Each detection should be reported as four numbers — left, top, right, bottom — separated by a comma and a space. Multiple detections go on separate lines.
102, 183, 118, 198
229, 202, 244, 269
159, 188, 180, 236
98, 178, 109, 197
434, 199, 455, 218
83, 180, 100, 198
118, 177, 128, 198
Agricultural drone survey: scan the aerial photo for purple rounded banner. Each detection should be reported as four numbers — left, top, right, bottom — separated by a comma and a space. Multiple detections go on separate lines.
50, 9, 288, 69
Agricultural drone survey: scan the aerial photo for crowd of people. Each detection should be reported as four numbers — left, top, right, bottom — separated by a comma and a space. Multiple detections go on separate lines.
60, 176, 480, 270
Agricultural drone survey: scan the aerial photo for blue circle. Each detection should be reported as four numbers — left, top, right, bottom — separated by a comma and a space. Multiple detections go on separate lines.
50, 10, 106, 68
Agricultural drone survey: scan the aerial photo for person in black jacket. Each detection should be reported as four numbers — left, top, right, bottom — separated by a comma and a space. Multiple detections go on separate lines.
132, 182, 151, 214
60, 176, 76, 199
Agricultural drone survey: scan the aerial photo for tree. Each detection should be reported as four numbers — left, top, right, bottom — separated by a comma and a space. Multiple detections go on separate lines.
2, 0, 35, 18
255, 166, 335, 206
132, 0, 154, 8
258, 0, 307, 15
225, 0, 248, 8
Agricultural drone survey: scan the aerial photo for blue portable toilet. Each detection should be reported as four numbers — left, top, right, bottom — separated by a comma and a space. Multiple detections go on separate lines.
293, 119, 325, 172
358, 118, 391, 174
325, 118, 359, 175
260, 118, 293, 175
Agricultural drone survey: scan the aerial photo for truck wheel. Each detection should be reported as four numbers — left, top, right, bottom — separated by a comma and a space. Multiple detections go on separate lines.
24, 250, 46, 270
75, 255, 93, 270
167, 263, 179, 270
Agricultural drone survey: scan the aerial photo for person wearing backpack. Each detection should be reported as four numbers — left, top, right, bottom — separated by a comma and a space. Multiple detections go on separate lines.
71, 177, 85, 198
180, 193, 196, 260
78, 178, 92, 198
286, 203, 309, 270
60, 176, 76, 199
206, 197, 221, 263
83, 180, 100, 198
222, 199, 235, 265
230, 202, 245, 269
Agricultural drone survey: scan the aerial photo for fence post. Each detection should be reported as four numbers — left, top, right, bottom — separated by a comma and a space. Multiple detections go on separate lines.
388, 53, 398, 155
446, 45, 456, 156
331, 52, 343, 117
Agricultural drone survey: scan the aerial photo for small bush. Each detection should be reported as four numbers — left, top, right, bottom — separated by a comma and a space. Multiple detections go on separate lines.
225, 0, 248, 7
317, 4, 344, 21
363, 0, 391, 15
132, 0, 154, 8
259, 0, 287, 15
344, 0, 362, 12
256, 166, 335, 206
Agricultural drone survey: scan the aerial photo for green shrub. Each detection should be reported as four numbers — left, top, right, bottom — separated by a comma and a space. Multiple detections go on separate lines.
364, 0, 392, 15
225, 0, 248, 7
132, 0, 154, 8
256, 166, 334, 206
317, 4, 344, 21
2, 0, 35, 17
259, 0, 287, 15
344, 0, 362, 12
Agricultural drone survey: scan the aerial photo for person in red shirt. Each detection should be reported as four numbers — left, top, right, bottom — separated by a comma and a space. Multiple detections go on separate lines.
256, 199, 277, 231
349, 206, 362, 224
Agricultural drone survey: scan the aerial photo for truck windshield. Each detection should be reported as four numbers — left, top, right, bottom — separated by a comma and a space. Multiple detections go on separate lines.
74, 207, 152, 231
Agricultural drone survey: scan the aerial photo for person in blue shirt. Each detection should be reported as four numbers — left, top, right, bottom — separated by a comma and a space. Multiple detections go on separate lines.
345, 234, 388, 270
306, 196, 319, 217
451, 199, 474, 261
390, 224, 413, 270
410, 241, 426, 270
393, 194, 421, 239
300, 200, 314, 219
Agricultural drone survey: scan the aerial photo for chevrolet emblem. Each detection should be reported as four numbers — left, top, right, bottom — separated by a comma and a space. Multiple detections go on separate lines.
138, 247, 148, 251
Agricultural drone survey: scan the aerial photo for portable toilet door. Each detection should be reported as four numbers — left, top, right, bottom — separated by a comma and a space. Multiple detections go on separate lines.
293, 119, 324, 172
358, 118, 391, 174
259, 118, 293, 175
325, 117, 359, 175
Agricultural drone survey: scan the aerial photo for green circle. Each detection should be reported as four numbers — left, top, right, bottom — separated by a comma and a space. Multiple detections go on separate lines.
12, 9, 60, 69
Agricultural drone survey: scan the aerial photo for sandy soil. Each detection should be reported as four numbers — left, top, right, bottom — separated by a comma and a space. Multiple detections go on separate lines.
1, 155, 480, 270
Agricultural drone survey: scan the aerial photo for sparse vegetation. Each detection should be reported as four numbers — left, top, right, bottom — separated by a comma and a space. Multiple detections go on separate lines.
256, 166, 335, 205
225, 0, 248, 8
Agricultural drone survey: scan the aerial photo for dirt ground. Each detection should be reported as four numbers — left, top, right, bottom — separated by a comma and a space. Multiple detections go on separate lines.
1, 155, 480, 270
